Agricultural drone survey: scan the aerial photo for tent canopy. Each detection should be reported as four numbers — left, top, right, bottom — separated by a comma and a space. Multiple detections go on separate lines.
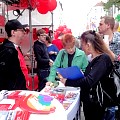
8, 9, 53, 26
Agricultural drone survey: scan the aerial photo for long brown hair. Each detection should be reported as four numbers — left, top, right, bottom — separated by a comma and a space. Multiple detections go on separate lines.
81, 30, 114, 61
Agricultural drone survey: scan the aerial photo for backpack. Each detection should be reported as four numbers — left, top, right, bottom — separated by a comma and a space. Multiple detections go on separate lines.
102, 61, 120, 106
112, 61, 120, 97
89, 61, 120, 108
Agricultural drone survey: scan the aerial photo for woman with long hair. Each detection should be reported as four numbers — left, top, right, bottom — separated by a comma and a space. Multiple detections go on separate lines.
60, 30, 117, 120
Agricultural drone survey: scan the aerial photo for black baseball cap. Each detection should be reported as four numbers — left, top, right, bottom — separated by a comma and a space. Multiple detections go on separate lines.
5, 19, 28, 33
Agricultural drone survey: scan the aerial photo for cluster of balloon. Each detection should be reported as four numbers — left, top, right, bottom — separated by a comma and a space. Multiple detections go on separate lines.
42, 27, 49, 33
36, 0, 57, 14
16, 0, 37, 9
9, 0, 57, 14
54, 25, 72, 39
11, 0, 57, 12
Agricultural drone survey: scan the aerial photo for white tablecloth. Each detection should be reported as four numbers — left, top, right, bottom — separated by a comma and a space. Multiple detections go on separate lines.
0, 87, 80, 120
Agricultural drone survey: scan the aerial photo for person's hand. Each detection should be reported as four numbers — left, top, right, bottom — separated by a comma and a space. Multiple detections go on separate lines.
49, 59, 53, 66
49, 51, 55, 55
44, 82, 52, 92
49, 62, 53, 67
60, 78, 67, 85
46, 81, 54, 87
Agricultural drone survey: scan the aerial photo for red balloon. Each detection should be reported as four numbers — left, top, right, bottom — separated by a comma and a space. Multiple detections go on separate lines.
37, 4, 49, 14
48, 0, 57, 11
67, 29, 72, 33
42, 27, 49, 33
19, 0, 36, 9
54, 32, 59, 39
58, 26, 64, 31
63, 25, 67, 28
38, 0, 49, 3
62, 29, 68, 34
36, 0, 49, 7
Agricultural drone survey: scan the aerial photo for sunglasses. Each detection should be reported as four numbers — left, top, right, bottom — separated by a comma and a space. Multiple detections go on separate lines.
16, 29, 26, 32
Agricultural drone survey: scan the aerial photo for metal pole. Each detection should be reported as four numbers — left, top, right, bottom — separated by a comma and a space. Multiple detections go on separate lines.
2, 3, 5, 17
6, 3, 9, 20
28, 2, 34, 91
51, 11, 54, 39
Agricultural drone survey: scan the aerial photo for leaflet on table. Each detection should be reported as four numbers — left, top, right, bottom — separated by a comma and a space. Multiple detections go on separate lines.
65, 91, 78, 101
0, 104, 16, 110
0, 110, 30, 120
0, 99, 16, 110
0, 90, 8, 101
7, 91, 24, 99
62, 101, 72, 110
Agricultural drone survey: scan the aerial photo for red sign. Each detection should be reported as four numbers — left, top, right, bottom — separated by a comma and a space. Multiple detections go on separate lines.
0, 15, 5, 42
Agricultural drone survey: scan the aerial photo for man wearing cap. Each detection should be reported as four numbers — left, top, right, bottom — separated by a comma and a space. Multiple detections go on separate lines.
0, 19, 28, 90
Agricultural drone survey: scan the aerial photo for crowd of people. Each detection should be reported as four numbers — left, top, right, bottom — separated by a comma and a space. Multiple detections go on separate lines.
0, 15, 120, 120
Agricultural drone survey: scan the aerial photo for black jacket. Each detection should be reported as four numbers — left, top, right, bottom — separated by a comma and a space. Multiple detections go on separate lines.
66, 53, 117, 107
33, 40, 50, 69
0, 39, 26, 90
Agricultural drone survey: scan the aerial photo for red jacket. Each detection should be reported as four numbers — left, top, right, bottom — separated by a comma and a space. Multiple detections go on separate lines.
52, 39, 63, 50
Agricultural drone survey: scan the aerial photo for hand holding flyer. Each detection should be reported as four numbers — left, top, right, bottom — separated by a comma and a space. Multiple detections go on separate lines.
57, 72, 63, 79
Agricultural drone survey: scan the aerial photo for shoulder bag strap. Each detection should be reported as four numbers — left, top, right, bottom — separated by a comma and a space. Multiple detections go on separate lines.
60, 51, 65, 68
